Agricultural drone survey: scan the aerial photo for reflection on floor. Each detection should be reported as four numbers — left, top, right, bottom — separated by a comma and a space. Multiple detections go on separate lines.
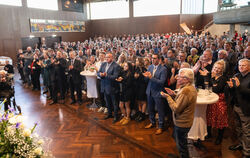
13, 77, 241, 158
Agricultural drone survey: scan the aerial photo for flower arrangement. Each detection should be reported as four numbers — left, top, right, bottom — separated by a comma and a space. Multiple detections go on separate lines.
0, 99, 53, 158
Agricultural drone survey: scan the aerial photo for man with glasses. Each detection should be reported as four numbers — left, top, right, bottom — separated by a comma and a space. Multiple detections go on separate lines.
143, 53, 167, 135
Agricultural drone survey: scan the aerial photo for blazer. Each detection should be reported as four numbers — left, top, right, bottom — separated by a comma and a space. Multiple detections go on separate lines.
97, 62, 120, 95
146, 64, 167, 98
68, 58, 82, 84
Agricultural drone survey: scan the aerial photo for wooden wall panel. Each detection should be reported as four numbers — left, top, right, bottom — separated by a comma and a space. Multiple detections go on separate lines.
0, 0, 89, 62
90, 15, 181, 36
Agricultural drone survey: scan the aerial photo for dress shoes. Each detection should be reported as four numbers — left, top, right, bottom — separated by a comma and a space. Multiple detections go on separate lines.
49, 101, 57, 105
215, 137, 223, 145
112, 117, 119, 124
145, 123, 155, 129
103, 115, 113, 120
78, 101, 82, 105
47, 96, 52, 100
70, 101, 76, 105
155, 128, 163, 135
229, 144, 243, 151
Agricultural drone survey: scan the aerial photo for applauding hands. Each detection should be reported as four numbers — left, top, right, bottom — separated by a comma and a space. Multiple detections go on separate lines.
161, 87, 176, 98
143, 71, 152, 79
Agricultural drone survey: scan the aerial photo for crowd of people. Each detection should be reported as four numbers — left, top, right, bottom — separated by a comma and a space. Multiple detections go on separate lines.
10, 31, 250, 158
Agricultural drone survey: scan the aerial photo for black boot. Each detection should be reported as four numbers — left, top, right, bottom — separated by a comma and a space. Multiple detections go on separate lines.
137, 112, 145, 122
205, 126, 212, 139
135, 111, 142, 121
215, 128, 224, 145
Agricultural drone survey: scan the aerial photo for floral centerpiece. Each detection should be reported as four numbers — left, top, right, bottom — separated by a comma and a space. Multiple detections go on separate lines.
0, 99, 53, 158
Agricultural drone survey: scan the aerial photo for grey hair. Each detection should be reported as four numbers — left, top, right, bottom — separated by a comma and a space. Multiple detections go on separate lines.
239, 58, 250, 66
179, 68, 194, 83
190, 48, 198, 53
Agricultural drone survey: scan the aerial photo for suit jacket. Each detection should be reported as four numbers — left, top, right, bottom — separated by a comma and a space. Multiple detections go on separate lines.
97, 62, 120, 95
146, 64, 167, 98
68, 58, 82, 84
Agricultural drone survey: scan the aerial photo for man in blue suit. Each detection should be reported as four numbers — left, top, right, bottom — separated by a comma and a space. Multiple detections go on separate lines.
143, 53, 167, 135
97, 53, 120, 123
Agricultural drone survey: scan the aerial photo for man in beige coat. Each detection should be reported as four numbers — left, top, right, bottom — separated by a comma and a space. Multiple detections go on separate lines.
161, 68, 197, 158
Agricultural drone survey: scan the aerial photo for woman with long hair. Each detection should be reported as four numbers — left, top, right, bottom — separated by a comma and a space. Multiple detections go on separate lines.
116, 62, 133, 125
134, 57, 147, 122
206, 60, 228, 145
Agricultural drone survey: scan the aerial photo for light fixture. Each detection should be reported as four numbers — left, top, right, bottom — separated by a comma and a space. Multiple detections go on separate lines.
52, 34, 57, 37
29, 35, 35, 38
64, 0, 70, 8
64, 0, 77, 8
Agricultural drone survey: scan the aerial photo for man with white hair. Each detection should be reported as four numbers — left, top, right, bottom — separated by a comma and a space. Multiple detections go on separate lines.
227, 59, 250, 158
161, 68, 197, 158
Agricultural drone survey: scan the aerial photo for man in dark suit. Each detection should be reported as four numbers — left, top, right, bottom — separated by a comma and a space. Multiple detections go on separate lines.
97, 52, 120, 123
68, 51, 82, 105
143, 53, 167, 135
49, 51, 67, 105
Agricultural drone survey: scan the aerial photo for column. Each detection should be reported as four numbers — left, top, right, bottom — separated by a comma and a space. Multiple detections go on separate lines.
229, 24, 235, 40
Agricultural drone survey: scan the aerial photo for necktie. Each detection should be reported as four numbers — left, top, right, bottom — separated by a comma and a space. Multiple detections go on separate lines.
152, 66, 157, 77
105, 63, 110, 72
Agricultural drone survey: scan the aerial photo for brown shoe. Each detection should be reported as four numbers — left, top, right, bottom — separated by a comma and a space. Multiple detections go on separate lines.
155, 128, 163, 135
121, 118, 130, 125
145, 123, 155, 129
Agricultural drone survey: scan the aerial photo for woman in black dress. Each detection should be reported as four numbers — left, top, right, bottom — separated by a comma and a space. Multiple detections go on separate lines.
29, 54, 41, 91
134, 57, 147, 121
116, 62, 133, 125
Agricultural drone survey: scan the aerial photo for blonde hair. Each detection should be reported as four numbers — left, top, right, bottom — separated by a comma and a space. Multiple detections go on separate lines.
214, 59, 226, 72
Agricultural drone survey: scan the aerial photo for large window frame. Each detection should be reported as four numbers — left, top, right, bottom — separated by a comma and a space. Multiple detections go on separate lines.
89, 1, 129, 20
27, 0, 58, 11
133, 0, 181, 17
0, 0, 22, 7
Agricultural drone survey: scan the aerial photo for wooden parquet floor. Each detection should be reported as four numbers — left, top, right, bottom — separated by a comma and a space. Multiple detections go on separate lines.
13, 75, 242, 158
14, 81, 159, 158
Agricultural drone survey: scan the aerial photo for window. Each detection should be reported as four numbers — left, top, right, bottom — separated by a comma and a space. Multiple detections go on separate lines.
234, 0, 249, 7
204, 0, 218, 13
27, 0, 58, 10
133, 0, 181, 17
90, 1, 129, 20
0, 0, 22, 6
182, 0, 203, 14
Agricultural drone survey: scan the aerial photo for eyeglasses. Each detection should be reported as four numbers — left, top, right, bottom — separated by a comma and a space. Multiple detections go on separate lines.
152, 57, 158, 60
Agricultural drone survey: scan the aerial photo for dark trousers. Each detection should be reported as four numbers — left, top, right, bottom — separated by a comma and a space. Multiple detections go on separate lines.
104, 93, 118, 118
52, 80, 65, 102
24, 69, 31, 85
147, 95, 165, 129
97, 79, 106, 107
31, 72, 40, 90
69, 78, 82, 102
174, 125, 190, 158
234, 106, 250, 156
18, 67, 25, 81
